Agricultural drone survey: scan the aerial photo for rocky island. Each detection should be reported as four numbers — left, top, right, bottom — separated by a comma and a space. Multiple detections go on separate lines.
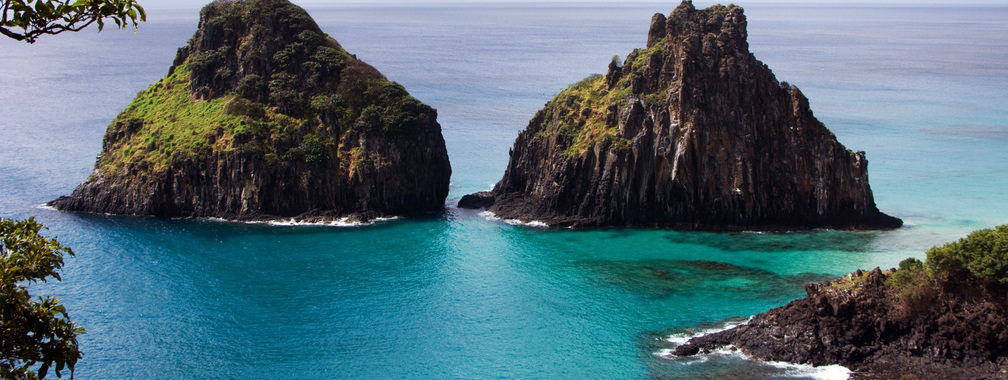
460, 1, 901, 231
672, 225, 1008, 379
50, 0, 451, 222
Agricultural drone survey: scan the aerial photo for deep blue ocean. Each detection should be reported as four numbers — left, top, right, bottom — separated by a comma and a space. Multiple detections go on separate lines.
2, 2, 1007, 379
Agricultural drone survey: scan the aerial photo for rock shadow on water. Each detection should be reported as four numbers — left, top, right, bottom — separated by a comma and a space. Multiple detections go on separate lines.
664, 230, 883, 253
580, 259, 834, 300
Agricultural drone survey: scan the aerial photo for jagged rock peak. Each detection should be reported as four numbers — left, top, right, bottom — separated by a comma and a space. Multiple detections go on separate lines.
647, 1, 746, 50
172, 0, 368, 115
50, 0, 451, 222
461, 1, 901, 231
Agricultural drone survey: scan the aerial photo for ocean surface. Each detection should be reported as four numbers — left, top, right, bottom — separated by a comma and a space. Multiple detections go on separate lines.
2, 2, 1007, 379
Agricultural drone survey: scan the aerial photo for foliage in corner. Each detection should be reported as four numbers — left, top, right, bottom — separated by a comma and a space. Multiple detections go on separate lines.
0, 217, 82, 380
0, 0, 146, 43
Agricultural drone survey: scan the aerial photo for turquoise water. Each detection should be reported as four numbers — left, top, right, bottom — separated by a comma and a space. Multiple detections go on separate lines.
1, 3, 1007, 379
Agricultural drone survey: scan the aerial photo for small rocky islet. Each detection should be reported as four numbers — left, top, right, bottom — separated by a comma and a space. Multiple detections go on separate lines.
50, 0, 451, 223
460, 1, 901, 232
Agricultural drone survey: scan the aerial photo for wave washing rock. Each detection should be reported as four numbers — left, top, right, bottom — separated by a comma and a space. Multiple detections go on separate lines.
51, 0, 451, 222
672, 267, 1008, 379
460, 1, 901, 231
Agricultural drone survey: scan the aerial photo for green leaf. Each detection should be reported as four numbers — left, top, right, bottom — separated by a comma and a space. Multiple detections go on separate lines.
0, 218, 81, 379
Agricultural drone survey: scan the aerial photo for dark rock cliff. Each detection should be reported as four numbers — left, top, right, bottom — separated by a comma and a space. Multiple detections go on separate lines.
673, 268, 1008, 378
462, 1, 900, 231
51, 0, 451, 222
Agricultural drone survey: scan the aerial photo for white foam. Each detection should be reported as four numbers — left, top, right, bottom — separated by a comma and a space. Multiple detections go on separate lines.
768, 361, 851, 380
654, 348, 711, 364
654, 348, 676, 358
479, 210, 549, 228
203, 216, 398, 227
656, 344, 747, 359
512, 219, 549, 228
663, 317, 751, 346
36, 204, 57, 211
266, 216, 399, 227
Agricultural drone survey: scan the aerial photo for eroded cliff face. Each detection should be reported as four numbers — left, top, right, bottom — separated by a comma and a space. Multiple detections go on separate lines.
673, 268, 1008, 378
464, 1, 900, 230
51, 0, 451, 221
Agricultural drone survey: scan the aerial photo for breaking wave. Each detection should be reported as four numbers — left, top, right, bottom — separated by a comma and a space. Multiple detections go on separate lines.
478, 210, 549, 228
654, 317, 851, 380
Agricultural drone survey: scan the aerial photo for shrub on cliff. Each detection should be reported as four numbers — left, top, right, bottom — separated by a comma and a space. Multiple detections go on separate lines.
926, 224, 1008, 283
885, 257, 927, 297
887, 224, 1008, 301
884, 224, 1008, 310
883, 257, 939, 318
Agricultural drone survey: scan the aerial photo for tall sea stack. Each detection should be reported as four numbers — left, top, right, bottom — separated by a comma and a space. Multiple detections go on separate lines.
51, 0, 451, 222
461, 1, 901, 231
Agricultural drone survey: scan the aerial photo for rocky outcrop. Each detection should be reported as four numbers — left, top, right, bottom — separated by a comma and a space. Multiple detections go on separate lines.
462, 1, 900, 231
673, 268, 1008, 379
51, 0, 451, 222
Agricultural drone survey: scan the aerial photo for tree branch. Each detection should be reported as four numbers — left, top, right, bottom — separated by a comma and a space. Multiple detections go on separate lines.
0, 26, 26, 41
1, 0, 145, 43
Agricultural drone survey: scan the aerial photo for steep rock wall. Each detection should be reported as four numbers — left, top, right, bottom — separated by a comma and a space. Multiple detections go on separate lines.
464, 1, 900, 231
51, 0, 451, 221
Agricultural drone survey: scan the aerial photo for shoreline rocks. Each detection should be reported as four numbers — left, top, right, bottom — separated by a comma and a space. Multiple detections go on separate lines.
672, 268, 1008, 379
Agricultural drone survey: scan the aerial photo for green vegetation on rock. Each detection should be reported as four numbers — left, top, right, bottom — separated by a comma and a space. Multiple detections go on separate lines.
926, 224, 1008, 283
539, 74, 617, 156
824, 269, 876, 292
98, 0, 436, 182
101, 62, 275, 175
884, 257, 929, 301
527, 2, 747, 158
537, 33, 673, 157
884, 224, 1008, 302
706, 4, 741, 15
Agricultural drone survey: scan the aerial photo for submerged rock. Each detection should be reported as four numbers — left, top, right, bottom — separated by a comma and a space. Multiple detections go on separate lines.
582, 259, 834, 300
51, 0, 451, 222
462, 1, 901, 231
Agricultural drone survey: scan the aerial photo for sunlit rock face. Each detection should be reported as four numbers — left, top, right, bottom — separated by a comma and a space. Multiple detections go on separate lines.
463, 1, 901, 231
52, 0, 451, 222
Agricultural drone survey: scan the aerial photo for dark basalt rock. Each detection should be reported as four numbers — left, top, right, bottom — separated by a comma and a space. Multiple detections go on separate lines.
463, 1, 901, 231
457, 191, 495, 209
51, 0, 451, 222
674, 268, 1008, 379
